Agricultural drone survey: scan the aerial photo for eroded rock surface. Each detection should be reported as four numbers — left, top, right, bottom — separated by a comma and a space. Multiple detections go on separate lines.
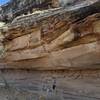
0, 0, 100, 100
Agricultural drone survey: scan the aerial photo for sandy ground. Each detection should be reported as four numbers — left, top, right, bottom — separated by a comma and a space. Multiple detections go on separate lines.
0, 70, 99, 100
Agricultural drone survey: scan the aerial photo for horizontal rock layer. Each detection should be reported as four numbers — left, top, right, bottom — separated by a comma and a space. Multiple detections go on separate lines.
0, 1, 100, 70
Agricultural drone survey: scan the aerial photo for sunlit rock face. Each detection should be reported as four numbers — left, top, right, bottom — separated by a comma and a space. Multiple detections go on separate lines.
0, 22, 5, 28
0, 22, 6, 58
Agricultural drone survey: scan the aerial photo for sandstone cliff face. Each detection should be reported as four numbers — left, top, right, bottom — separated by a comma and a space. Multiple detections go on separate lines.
0, 0, 99, 22
0, 0, 100, 100
0, 0, 99, 70
0, 0, 52, 22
